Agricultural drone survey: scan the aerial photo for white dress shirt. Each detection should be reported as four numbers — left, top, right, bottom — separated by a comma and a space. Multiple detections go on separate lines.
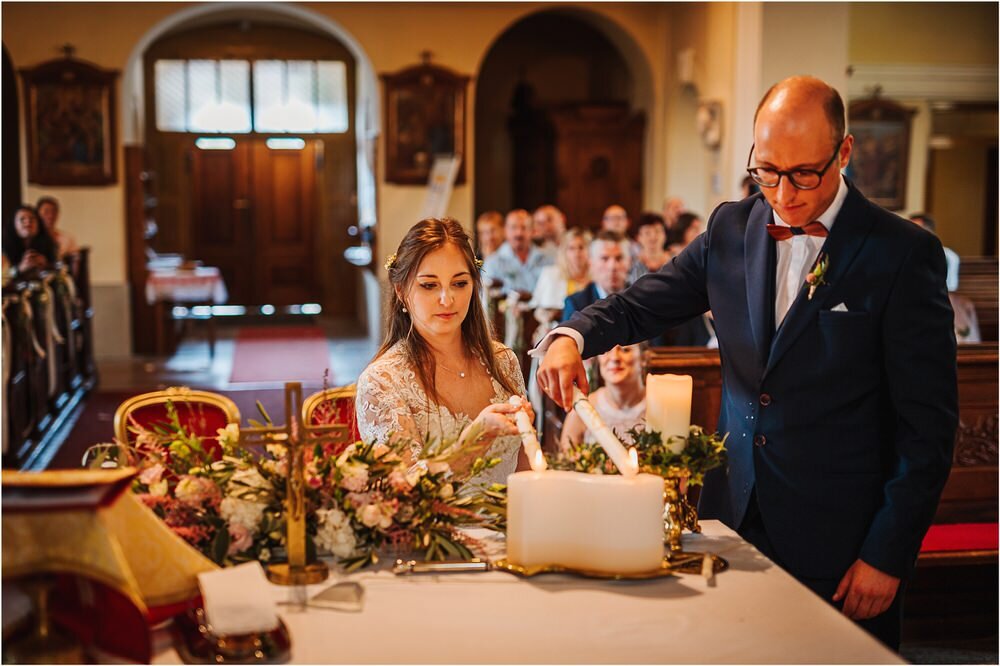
772, 174, 848, 328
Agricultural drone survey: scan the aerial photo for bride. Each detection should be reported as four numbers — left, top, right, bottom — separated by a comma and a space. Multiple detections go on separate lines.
356, 218, 531, 485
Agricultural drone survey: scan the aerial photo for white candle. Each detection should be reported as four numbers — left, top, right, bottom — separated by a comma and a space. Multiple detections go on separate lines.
509, 396, 546, 471
645, 374, 692, 454
507, 470, 665, 573
571, 387, 637, 477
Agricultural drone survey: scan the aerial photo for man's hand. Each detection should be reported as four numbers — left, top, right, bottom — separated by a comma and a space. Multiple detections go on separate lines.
832, 559, 900, 620
536, 335, 589, 410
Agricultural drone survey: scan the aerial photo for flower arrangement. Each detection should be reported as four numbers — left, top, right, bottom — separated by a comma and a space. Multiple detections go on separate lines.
85, 402, 506, 571
550, 425, 728, 486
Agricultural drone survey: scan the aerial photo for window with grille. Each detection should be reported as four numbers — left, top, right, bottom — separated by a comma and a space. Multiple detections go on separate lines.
154, 59, 348, 134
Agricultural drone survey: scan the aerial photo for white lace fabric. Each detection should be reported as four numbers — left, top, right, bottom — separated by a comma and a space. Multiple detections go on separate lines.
356, 340, 527, 487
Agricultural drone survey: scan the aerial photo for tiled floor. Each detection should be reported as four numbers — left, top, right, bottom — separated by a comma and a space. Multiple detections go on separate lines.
97, 316, 377, 393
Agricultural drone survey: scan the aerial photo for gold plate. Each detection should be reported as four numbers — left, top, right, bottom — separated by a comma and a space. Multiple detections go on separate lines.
491, 558, 676, 580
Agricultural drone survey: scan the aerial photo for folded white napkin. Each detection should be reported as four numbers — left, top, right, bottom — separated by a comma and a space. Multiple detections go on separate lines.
198, 562, 280, 636
831, 303, 848, 312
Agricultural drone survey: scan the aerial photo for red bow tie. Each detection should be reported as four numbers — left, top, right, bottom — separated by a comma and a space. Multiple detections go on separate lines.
766, 221, 828, 241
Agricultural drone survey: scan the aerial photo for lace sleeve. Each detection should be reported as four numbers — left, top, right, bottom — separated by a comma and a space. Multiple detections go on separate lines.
355, 359, 426, 460
494, 343, 527, 398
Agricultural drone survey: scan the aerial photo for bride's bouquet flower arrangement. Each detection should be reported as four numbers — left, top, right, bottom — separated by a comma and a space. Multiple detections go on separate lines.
85, 402, 506, 571
550, 425, 728, 485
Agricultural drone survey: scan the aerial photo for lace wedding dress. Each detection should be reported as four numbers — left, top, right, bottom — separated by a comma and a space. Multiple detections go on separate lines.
356, 340, 526, 487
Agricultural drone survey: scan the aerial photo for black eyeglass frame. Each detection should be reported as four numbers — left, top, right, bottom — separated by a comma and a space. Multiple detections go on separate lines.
746, 137, 845, 191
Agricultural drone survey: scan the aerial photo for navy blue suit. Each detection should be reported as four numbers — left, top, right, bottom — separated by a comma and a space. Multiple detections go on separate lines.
561, 184, 957, 590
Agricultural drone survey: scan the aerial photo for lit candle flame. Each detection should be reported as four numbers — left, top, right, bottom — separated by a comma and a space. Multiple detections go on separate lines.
532, 449, 547, 472
628, 447, 639, 473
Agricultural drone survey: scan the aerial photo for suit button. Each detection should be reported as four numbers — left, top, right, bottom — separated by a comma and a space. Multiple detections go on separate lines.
759, 393, 772, 406
753, 434, 766, 447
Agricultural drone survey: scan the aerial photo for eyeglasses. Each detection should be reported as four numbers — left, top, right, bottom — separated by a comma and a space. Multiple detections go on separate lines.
746, 138, 844, 190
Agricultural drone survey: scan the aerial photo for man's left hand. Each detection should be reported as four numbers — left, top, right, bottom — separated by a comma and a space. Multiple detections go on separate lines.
832, 559, 900, 620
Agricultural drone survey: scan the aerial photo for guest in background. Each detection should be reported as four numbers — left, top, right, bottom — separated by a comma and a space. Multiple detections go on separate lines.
741, 175, 761, 199
482, 208, 553, 295
909, 212, 979, 343
356, 218, 531, 485
531, 204, 566, 260
909, 213, 959, 292
662, 196, 685, 231
2, 205, 56, 275
559, 343, 646, 451
563, 230, 631, 321
531, 227, 592, 313
630, 212, 670, 282
36, 196, 80, 258
475, 210, 504, 260
601, 204, 641, 261
666, 211, 704, 258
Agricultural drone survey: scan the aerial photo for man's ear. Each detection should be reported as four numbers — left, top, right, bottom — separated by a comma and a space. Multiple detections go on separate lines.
839, 134, 854, 169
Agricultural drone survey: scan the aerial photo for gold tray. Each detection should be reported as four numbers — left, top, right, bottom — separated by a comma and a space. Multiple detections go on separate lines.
491, 551, 728, 580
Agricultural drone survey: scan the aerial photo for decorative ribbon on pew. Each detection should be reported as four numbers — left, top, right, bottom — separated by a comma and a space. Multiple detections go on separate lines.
55, 267, 79, 368
20, 290, 47, 360
41, 275, 67, 397
502, 291, 524, 353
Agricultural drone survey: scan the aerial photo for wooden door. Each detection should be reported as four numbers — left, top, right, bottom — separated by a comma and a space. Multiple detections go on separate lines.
250, 140, 317, 305
189, 140, 254, 303
551, 104, 644, 230
189, 138, 319, 306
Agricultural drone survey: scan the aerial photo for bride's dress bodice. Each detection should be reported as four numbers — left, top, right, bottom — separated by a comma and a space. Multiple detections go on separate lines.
355, 340, 526, 487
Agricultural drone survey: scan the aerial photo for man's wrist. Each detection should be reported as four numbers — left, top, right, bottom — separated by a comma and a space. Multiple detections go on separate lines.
528, 327, 584, 358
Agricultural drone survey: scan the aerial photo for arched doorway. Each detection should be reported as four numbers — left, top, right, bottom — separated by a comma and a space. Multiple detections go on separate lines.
474, 10, 648, 230
119, 4, 382, 353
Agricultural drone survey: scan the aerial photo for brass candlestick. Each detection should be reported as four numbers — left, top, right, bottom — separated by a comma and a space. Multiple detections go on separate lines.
238, 382, 351, 586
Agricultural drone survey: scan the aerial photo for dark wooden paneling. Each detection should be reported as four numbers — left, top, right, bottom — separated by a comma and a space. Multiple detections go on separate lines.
957, 257, 998, 342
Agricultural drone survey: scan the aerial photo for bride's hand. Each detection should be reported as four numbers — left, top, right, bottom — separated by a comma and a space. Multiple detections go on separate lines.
472, 403, 520, 439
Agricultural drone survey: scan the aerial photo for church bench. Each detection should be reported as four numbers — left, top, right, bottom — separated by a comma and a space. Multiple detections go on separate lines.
956, 256, 998, 342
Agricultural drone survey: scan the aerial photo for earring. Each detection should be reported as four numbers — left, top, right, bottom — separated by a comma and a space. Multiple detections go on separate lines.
402, 306, 408, 313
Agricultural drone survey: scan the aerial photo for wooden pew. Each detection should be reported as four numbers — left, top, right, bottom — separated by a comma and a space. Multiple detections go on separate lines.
956, 256, 998, 342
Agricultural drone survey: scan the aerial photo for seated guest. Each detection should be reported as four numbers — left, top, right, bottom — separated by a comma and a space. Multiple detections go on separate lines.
36, 196, 80, 258
563, 230, 631, 322
475, 210, 504, 260
600, 203, 640, 260
559, 343, 645, 450
908, 213, 979, 343
356, 218, 531, 485
662, 196, 685, 231
630, 212, 670, 282
532, 204, 566, 260
2, 205, 56, 276
666, 211, 704, 258
482, 208, 553, 295
741, 175, 760, 199
531, 227, 592, 314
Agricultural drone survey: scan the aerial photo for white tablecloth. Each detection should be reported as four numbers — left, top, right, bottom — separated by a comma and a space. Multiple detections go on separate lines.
145, 267, 228, 305
153, 521, 902, 664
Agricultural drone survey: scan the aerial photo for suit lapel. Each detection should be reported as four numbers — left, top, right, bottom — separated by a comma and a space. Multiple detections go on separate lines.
744, 198, 775, 370
764, 183, 877, 378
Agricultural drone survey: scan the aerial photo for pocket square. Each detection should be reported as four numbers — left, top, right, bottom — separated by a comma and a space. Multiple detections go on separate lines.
831, 303, 848, 312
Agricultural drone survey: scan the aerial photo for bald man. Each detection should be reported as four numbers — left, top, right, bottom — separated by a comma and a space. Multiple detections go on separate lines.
535, 76, 956, 649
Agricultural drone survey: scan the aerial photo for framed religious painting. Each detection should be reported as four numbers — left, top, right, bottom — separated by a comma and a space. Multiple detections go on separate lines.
381, 56, 469, 185
846, 97, 914, 211
20, 55, 119, 186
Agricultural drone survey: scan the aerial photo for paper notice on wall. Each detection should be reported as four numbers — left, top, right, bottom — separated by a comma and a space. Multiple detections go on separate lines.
420, 154, 462, 219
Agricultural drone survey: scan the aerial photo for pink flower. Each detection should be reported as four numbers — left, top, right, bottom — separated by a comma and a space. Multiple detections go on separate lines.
174, 475, 220, 508
138, 463, 165, 486
387, 468, 413, 493
227, 523, 254, 555
339, 462, 369, 492
358, 500, 396, 530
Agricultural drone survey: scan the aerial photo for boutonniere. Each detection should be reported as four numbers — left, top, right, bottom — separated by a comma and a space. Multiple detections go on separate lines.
805, 252, 829, 300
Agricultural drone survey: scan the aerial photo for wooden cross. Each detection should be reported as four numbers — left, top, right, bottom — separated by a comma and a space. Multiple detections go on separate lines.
238, 382, 352, 586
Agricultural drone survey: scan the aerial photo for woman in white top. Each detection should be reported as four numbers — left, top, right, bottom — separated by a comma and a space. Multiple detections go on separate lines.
559, 343, 645, 450
356, 218, 531, 487
530, 226, 592, 312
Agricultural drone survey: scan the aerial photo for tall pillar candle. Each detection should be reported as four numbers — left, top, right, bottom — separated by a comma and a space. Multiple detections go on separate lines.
506, 470, 665, 573
645, 374, 692, 454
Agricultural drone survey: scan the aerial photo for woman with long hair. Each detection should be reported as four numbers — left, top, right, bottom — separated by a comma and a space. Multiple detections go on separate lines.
2, 205, 56, 275
356, 218, 531, 483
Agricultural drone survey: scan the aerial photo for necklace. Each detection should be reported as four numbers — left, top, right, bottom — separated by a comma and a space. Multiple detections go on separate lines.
437, 360, 470, 379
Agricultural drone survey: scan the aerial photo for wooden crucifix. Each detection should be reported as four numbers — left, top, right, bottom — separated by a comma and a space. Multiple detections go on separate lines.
238, 382, 352, 586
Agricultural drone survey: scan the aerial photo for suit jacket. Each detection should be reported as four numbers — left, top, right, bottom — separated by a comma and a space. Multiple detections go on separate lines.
564, 284, 670, 348
561, 183, 957, 581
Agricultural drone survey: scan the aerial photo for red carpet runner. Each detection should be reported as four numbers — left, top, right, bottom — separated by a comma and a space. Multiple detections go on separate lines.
229, 326, 333, 384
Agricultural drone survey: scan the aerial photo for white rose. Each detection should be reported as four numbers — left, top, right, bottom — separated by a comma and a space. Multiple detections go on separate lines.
220, 496, 266, 533
216, 423, 241, 447
315, 508, 357, 558
149, 479, 169, 497
359, 503, 383, 528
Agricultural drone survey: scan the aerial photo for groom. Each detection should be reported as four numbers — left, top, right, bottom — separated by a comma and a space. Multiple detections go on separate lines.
535, 76, 957, 649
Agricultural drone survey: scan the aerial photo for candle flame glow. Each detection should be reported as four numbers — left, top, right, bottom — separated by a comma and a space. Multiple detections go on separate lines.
628, 447, 639, 472
532, 449, 547, 472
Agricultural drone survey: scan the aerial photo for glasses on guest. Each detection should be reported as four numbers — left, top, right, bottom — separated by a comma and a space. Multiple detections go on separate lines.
746, 137, 844, 190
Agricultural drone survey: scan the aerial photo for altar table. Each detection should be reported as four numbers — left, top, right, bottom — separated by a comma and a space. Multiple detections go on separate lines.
145, 267, 228, 357
153, 521, 902, 664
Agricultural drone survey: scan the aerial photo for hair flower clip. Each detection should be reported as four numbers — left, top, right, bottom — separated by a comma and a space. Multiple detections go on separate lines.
475, 258, 484, 271
384, 253, 398, 271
